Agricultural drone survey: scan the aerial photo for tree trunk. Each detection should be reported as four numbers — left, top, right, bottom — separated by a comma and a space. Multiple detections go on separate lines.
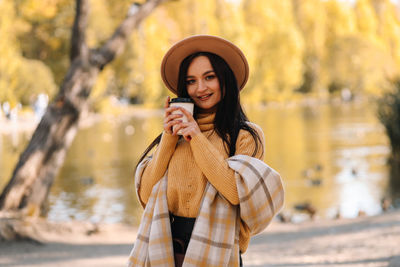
0, 0, 169, 219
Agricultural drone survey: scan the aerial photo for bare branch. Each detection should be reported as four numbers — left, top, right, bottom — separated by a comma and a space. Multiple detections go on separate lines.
90, 0, 168, 69
70, 0, 89, 62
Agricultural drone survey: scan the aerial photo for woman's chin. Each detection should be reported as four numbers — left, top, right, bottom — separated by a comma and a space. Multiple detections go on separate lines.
197, 105, 218, 113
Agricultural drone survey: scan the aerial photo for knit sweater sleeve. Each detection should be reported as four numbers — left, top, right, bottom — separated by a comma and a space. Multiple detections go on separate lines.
190, 123, 265, 205
138, 132, 179, 204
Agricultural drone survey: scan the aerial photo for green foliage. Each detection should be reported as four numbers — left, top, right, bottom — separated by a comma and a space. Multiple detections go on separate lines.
2, 0, 400, 108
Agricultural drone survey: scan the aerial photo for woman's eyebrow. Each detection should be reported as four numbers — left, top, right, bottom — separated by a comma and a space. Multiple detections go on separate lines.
203, 70, 215, 75
186, 70, 215, 79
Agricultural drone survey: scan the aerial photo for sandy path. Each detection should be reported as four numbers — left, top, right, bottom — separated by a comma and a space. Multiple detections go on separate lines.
0, 223, 137, 267
244, 210, 400, 267
1, 210, 399, 267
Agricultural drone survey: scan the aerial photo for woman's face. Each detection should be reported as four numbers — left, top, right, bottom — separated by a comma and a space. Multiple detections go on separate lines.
186, 56, 221, 113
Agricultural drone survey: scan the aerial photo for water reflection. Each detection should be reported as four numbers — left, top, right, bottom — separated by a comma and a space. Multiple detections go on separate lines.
0, 101, 395, 225
246, 100, 390, 219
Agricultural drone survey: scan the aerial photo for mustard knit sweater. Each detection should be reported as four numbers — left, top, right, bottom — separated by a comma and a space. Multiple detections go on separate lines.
138, 112, 265, 252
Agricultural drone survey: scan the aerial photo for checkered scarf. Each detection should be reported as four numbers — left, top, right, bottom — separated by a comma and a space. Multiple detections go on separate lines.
128, 155, 284, 267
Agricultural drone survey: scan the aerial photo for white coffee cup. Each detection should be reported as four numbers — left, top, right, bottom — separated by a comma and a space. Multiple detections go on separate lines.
169, 97, 194, 135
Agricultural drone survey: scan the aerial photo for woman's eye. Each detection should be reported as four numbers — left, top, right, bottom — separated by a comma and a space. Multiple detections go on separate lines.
205, 75, 215, 80
186, 79, 195, 85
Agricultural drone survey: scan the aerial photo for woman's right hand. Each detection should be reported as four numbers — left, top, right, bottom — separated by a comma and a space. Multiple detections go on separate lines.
163, 96, 182, 135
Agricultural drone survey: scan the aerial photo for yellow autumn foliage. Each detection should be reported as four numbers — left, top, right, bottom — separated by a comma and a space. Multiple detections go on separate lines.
1, 0, 400, 107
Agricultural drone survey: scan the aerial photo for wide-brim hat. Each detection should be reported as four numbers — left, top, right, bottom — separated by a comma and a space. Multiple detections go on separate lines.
161, 35, 249, 94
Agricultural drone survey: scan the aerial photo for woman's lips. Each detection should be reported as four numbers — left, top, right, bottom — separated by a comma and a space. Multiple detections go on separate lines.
198, 93, 212, 101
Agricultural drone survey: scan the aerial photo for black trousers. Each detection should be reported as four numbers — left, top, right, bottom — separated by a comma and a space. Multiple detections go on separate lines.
169, 213, 243, 266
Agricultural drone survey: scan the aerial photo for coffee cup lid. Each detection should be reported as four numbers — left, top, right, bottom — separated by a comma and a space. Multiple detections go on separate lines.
169, 97, 193, 103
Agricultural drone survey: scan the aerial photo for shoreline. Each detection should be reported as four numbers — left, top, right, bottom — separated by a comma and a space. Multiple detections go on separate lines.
0, 105, 163, 135
1, 209, 399, 267
0, 96, 373, 134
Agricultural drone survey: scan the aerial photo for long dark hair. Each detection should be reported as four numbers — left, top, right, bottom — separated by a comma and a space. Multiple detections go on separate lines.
137, 52, 263, 165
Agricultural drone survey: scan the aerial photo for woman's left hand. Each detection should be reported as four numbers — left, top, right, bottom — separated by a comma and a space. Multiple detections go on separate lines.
173, 107, 201, 142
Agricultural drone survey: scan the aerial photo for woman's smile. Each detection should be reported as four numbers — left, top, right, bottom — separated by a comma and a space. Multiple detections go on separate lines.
198, 93, 213, 101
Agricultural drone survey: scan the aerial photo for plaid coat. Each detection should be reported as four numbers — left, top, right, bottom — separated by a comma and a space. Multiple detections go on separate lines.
128, 155, 284, 267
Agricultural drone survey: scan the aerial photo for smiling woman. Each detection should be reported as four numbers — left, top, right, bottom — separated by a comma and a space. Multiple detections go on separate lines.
128, 35, 284, 267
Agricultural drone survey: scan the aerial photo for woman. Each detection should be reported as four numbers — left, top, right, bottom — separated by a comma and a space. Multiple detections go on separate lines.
128, 35, 284, 267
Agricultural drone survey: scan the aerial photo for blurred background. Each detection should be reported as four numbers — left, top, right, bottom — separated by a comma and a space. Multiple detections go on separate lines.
1, 0, 400, 225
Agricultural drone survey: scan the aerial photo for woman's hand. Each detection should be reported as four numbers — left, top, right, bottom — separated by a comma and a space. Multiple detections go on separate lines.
163, 96, 183, 134
173, 107, 201, 142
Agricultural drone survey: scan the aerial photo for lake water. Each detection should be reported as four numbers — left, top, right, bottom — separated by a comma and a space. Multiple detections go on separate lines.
0, 100, 395, 225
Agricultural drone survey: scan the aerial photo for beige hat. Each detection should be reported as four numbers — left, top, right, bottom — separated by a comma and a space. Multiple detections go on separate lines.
161, 35, 249, 94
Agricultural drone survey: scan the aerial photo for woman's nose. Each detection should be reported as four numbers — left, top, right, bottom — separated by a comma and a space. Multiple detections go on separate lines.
197, 79, 207, 92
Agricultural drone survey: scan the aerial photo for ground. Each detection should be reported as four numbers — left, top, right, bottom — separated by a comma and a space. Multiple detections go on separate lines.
0, 209, 399, 267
